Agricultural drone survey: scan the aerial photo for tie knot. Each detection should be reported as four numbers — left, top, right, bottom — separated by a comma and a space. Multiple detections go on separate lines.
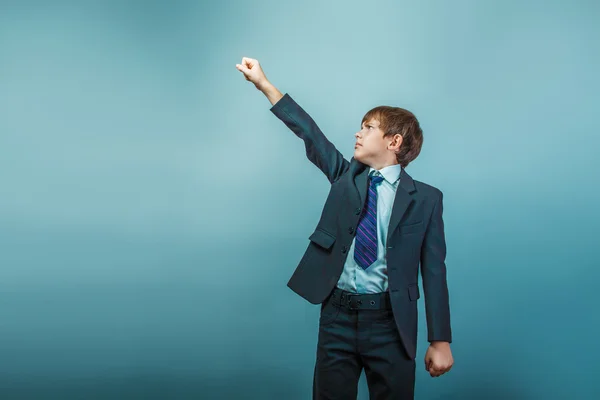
370, 172, 384, 185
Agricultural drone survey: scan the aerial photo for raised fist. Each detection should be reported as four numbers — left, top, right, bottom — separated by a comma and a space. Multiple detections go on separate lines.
235, 57, 268, 88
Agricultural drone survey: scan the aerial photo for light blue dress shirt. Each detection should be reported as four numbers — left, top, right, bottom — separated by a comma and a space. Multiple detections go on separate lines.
336, 163, 402, 294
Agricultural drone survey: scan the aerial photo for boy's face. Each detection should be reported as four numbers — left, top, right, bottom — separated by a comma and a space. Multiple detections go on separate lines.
354, 118, 395, 166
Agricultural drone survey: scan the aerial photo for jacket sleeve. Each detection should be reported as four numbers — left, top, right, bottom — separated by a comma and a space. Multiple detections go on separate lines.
270, 93, 350, 184
420, 190, 452, 343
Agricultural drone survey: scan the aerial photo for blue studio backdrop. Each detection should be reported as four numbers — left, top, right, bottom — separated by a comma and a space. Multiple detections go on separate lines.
1, 1, 598, 399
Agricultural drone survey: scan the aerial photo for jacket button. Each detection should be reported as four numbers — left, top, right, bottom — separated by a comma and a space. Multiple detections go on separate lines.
355, 207, 361, 215
341, 245, 347, 254
348, 227, 354, 234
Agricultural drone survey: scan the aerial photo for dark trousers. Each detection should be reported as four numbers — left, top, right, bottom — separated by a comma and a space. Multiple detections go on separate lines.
312, 288, 416, 400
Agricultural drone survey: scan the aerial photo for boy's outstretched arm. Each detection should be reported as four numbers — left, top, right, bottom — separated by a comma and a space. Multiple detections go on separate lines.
236, 57, 350, 184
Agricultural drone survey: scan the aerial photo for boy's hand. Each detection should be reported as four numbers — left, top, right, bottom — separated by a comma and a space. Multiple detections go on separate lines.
236, 57, 269, 90
424, 341, 454, 377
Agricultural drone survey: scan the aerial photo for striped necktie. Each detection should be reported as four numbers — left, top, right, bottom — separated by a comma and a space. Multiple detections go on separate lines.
354, 171, 385, 270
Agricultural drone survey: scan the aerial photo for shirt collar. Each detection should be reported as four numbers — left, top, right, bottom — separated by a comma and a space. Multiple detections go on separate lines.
369, 164, 401, 185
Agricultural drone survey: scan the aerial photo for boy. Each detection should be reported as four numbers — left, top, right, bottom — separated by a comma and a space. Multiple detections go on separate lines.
236, 57, 453, 399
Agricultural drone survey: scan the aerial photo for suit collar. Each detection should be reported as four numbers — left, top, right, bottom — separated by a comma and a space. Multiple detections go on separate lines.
352, 160, 415, 198
368, 164, 401, 186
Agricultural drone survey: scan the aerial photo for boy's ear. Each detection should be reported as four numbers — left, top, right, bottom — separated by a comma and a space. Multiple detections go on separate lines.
391, 134, 403, 150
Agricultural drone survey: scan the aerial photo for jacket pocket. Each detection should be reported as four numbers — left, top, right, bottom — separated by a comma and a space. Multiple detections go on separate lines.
408, 283, 420, 301
308, 228, 336, 250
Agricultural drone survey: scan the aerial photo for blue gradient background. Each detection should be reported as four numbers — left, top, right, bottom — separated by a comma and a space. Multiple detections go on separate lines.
1, 1, 598, 399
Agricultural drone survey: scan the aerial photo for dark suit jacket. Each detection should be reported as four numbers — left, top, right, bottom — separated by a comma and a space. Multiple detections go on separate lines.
270, 93, 452, 360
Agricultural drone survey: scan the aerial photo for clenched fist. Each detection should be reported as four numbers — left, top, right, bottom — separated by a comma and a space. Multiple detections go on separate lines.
425, 341, 454, 377
235, 57, 268, 90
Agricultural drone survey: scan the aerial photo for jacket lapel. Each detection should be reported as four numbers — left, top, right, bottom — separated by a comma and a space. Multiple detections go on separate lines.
350, 158, 368, 208
386, 167, 416, 243
351, 161, 416, 244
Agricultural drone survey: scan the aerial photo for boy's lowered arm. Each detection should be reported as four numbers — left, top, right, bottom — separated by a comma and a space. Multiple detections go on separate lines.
420, 190, 452, 343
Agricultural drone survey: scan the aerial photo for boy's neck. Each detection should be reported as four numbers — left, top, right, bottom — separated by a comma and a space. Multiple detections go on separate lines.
368, 160, 400, 171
